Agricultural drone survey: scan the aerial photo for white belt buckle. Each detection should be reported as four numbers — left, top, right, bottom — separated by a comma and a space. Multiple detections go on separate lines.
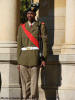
27, 47, 31, 50
21, 47, 39, 51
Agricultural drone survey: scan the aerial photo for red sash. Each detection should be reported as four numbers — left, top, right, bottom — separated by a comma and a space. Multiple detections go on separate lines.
21, 24, 39, 48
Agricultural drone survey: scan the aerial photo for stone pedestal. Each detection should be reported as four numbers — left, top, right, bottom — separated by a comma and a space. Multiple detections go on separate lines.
58, 55, 75, 100
38, 55, 61, 100
0, 42, 21, 100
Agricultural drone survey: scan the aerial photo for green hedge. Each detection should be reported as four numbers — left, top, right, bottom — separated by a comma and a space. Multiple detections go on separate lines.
20, 0, 31, 23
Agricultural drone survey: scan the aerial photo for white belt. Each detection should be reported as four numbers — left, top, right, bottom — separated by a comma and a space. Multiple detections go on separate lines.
21, 47, 39, 51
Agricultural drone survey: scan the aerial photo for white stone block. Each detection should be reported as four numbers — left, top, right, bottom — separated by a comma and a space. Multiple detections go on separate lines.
0, 63, 21, 99
58, 89, 75, 100
58, 54, 75, 100
0, 87, 21, 99
60, 64, 75, 89
0, 45, 21, 99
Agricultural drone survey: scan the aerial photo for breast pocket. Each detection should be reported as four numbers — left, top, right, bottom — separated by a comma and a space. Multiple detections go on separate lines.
33, 29, 39, 39
34, 34, 39, 39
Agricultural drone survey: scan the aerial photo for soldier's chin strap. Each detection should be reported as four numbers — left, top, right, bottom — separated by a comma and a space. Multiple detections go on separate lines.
21, 24, 39, 48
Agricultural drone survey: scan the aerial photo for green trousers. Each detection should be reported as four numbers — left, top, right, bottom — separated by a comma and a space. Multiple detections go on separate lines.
20, 65, 39, 100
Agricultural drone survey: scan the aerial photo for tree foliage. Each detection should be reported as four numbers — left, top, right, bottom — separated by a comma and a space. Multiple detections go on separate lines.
20, 0, 31, 23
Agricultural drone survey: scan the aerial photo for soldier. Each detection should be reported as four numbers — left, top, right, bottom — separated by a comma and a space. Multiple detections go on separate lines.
17, 3, 47, 100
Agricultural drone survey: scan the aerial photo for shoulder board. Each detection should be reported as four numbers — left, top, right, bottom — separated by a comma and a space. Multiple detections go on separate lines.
41, 22, 45, 25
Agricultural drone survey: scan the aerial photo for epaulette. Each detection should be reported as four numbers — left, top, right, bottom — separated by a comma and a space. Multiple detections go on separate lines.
41, 22, 45, 25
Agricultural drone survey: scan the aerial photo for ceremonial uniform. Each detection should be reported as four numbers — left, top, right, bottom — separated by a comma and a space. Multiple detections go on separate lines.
17, 21, 47, 66
17, 3, 47, 100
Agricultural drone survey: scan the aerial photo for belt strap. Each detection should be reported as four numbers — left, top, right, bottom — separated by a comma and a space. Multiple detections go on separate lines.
21, 47, 39, 51
21, 24, 39, 48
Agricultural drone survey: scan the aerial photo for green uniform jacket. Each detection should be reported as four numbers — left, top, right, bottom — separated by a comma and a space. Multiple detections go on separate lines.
17, 21, 48, 66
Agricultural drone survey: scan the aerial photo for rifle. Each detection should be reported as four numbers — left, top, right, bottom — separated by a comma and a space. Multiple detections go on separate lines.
38, 20, 47, 88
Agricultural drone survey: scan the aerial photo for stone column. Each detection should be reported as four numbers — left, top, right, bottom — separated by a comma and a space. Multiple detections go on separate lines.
33, 0, 39, 3
59, 0, 75, 100
61, 0, 75, 54
0, 0, 21, 99
33, 0, 39, 20
0, 0, 19, 42
52, 0, 66, 54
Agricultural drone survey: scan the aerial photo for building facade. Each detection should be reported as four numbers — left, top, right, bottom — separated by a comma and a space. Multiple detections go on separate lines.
0, 0, 75, 100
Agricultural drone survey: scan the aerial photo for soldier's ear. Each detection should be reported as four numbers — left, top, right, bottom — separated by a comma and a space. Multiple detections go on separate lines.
26, 13, 28, 18
33, 12, 36, 16
35, 13, 36, 16
35, 12, 36, 15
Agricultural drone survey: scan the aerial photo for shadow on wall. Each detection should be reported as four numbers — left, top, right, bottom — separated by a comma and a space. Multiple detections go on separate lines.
39, 0, 62, 100
0, 72, 2, 92
41, 55, 61, 100
39, 0, 54, 54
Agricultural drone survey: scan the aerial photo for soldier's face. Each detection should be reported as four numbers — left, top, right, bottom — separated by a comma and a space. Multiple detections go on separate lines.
27, 11, 36, 22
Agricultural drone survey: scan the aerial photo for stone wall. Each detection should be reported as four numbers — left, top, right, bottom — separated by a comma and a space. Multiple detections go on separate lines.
39, 0, 66, 54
